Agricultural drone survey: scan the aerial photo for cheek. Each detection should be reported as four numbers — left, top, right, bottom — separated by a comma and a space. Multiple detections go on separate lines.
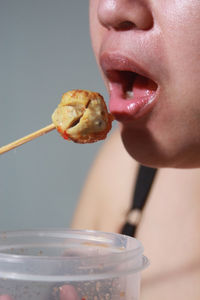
157, 0, 200, 74
155, 1, 200, 114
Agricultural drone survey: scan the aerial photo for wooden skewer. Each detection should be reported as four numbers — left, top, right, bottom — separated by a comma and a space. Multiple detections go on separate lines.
0, 123, 56, 155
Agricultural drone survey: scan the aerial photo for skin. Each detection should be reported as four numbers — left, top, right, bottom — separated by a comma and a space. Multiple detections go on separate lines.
72, 130, 200, 300
72, 1, 200, 300
89, 0, 200, 168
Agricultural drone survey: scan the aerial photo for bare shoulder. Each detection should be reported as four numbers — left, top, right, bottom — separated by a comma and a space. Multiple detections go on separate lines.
71, 127, 139, 231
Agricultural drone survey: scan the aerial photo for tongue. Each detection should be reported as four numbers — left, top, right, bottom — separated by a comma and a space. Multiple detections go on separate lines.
132, 75, 157, 99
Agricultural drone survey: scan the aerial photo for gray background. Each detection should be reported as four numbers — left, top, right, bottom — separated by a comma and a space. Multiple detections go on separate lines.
0, 0, 110, 230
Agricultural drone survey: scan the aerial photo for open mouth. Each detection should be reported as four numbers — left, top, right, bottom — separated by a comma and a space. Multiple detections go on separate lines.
107, 70, 158, 100
106, 70, 159, 120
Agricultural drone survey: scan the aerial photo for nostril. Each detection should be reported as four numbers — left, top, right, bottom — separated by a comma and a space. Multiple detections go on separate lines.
116, 21, 135, 31
97, 0, 154, 32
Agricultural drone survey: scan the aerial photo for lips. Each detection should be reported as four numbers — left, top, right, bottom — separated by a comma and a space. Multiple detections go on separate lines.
100, 53, 159, 121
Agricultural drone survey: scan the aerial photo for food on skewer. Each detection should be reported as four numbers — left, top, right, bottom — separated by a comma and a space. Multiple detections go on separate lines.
52, 89, 113, 143
0, 89, 113, 155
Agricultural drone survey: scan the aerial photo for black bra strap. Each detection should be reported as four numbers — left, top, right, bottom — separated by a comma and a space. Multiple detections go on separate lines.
121, 165, 157, 237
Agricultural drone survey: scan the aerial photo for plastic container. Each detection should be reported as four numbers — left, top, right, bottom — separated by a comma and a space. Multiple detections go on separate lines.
0, 229, 148, 300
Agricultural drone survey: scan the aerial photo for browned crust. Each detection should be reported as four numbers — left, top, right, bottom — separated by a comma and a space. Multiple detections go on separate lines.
53, 90, 113, 143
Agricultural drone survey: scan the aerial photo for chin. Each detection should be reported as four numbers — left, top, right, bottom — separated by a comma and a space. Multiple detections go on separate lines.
121, 126, 199, 169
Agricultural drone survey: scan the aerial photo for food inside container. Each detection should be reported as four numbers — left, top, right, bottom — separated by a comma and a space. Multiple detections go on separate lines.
0, 229, 148, 300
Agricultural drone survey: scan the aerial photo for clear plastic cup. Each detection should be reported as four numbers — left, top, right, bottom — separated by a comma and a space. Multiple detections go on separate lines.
0, 229, 148, 300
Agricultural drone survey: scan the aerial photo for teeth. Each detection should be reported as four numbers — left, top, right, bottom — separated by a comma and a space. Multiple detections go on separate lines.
125, 91, 134, 99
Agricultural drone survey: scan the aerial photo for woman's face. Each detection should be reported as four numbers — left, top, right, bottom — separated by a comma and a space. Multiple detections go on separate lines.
89, 0, 200, 168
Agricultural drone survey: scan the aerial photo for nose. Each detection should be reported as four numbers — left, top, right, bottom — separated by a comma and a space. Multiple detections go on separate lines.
97, 0, 153, 31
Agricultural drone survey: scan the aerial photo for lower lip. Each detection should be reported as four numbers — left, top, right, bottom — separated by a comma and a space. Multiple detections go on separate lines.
109, 82, 159, 122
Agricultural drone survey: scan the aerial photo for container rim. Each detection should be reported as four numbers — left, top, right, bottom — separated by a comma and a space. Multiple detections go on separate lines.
0, 228, 149, 281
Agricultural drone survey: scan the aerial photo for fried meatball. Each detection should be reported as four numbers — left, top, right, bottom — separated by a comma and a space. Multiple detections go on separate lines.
52, 90, 113, 143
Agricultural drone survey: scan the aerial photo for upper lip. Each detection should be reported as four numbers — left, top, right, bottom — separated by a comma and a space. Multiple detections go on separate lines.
100, 52, 158, 85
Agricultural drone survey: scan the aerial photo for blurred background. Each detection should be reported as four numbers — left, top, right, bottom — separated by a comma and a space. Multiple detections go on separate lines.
0, 0, 112, 230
